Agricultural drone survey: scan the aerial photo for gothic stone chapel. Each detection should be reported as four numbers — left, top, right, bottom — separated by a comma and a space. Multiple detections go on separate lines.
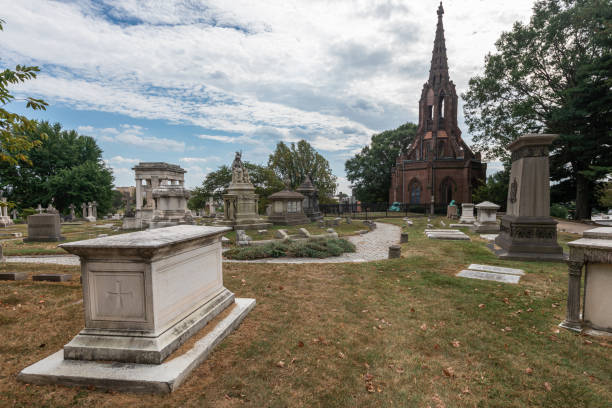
390, 2, 486, 207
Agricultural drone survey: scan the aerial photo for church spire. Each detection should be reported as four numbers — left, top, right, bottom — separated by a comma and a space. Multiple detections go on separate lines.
428, 1, 449, 86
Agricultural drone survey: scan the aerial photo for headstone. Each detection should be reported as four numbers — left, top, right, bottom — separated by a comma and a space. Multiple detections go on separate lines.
471, 201, 500, 233
388, 245, 401, 259
11, 209, 18, 220
457, 270, 521, 284
92, 201, 98, 219
425, 229, 470, 241
560, 227, 612, 334
466, 264, 524, 276
236, 230, 252, 246
275, 229, 289, 240
68, 204, 76, 221
257, 229, 268, 235
400, 232, 409, 243
446, 205, 458, 219
81, 203, 87, 219
0, 197, 12, 227
0, 272, 28, 281
18, 225, 255, 393
24, 214, 65, 242
494, 134, 564, 261
459, 203, 476, 224
33, 274, 72, 282
333, 217, 341, 226
440, 220, 446, 227
346, 217, 351, 224
37, 204, 43, 214
326, 228, 335, 234
298, 228, 311, 238
0, 244, 3, 262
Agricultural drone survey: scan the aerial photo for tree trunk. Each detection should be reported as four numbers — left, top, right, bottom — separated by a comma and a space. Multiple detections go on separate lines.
574, 172, 593, 220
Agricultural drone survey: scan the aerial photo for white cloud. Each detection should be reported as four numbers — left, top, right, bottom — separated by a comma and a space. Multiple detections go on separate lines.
179, 157, 213, 163
0, 0, 535, 175
108, 156, 141, 164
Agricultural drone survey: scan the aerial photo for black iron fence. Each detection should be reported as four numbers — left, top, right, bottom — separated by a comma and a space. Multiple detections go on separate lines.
319, 202, 449, 219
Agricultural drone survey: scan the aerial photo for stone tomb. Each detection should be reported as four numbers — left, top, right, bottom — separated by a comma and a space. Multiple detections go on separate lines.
296, 175, 323, 222
471, 201, 500, 233
560, 227, 612, 335
24, 213, 65, 242
494, 134, 564, 261
424, 229, 470, 241
267, 189, 310, 225
459, 203, 476, 224
19, 225, 255, 393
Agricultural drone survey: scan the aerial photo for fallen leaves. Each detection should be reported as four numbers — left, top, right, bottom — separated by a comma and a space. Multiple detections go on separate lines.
451, 340, 461, 348
525, 367, 533, 375
442, 367, 455, 378
338, 351, 346, 359
276, 360, 285, 368
420, 323, 428, 331
543, 382, 552, 392
478, 304, 486, 309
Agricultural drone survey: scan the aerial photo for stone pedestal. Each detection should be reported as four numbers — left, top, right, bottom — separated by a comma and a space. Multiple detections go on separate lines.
18, 225, 256, 394
472, 201, 500, 233
494, 134, 564, 261
150, 185, 193, 229
0, 198, 13, 227
388, 245, 401, 259
24, 214, 65, 242
560, 227, 612, 334
459, 203, 475, 224
220, 183, 272, 230
296, 176, 323, 222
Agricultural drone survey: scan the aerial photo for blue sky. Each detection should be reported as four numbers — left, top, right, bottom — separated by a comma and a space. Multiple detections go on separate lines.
1, 0, 534, 192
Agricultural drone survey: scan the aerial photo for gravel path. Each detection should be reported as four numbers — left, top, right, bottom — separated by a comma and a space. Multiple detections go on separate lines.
4, 222, 402, 266
225, 221, 401, 264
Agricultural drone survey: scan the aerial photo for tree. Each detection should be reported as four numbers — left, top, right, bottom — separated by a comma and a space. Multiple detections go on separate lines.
345, 122, 417, 202
268, 140, 337, 199
0, 19, 48, 166
598, 181, 612, 209
472, 166, 510, 210
462, 0, 612, 219
0, 121, 114, 214
190, 163, 284, 213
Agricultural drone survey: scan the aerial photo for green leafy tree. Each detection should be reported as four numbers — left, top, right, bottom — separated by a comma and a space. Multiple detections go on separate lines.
190, 163, 284, 213
598, 181, 612, 209
462, 0, 612, 219
0, 19, 48, 166
268, 140, 337, 199
472, 166, 510, 210
345, 122, 417, 202
0, 121, 114, 214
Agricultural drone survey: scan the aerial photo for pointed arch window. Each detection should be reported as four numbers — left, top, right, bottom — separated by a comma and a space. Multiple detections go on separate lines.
409, 180, 422, 204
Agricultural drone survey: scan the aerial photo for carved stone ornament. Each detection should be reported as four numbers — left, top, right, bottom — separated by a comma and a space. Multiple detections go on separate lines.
509, 178, 518, 203
511, 145, 549, 162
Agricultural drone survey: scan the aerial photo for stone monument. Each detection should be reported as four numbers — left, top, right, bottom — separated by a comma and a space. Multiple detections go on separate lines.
560, 227, 612, 335
296, 175, 322, 222
471, 201, 500, 233
123, 162, 190, 229
0, 197, 13, 227
24, 213, 65, 242
149, 182, 193, 229
267, 188, 310, 226
219, 152, 271, 230
19, 225, 255, 393
493, 134, 564, 261
68, 204, 76, 221
459, 203, 476, 224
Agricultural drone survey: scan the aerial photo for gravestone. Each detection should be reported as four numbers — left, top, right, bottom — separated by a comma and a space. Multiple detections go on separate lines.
400, 232, 409, 243
36, 204, 43, 214
459, 203, 476, 224
388, 245, 401, 259
236, 229, 252, 246
0, 197, 13, 227
560, 227, 612, 334
471, 201, 500, 233
11, 209, 18, 220
219, 152, 271, 230
494, 134, 564, 261
68, 204, 76, 221
296, 175, 323, 222
19, 225, 255, 393
24, 214, 65, 242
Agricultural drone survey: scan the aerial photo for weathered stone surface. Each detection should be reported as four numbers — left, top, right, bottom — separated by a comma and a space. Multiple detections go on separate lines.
459, 203, 476, 224
425, 229, 470, 240
388, 245, 401, 259
400, 233, 409, 243
24, 214, 65, 242
467, 264, 524, 276
18, 298, 256, 394
33, 274, 72, 282
298, 228, 311, 238
494, 134, 564, 261
457, 270, 521, 284
0, 272, 28, 281
274, 229, 289, 240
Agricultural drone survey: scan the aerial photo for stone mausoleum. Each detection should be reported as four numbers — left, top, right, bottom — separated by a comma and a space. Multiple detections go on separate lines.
389, 2, 486, 208
267, 188, 310, 226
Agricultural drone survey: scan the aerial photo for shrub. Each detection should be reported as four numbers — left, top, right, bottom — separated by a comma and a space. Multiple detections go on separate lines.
224, 238, 356, 260
550, 203, 569, 219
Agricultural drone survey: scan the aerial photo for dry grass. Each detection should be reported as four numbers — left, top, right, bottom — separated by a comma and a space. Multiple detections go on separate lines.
0, 218, 610, 407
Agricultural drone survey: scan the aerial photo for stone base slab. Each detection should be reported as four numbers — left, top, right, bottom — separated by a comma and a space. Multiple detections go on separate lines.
487, 243, 567, 262
471, 222, 500, 234
33, 274, 72, 282
64, 288, 235, 364
457, 270, 521, 284
18, 298, 255, 394
24, 236, 66, 243
0, 272, 28, 281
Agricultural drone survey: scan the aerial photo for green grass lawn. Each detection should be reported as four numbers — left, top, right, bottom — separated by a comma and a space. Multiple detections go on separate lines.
0, 217, 609, 407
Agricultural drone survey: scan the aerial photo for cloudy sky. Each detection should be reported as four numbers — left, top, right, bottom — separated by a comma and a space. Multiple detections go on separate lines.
0, 0, 535, 192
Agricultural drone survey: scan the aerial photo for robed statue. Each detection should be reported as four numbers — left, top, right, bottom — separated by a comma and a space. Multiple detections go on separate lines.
231, 151, 250, 184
